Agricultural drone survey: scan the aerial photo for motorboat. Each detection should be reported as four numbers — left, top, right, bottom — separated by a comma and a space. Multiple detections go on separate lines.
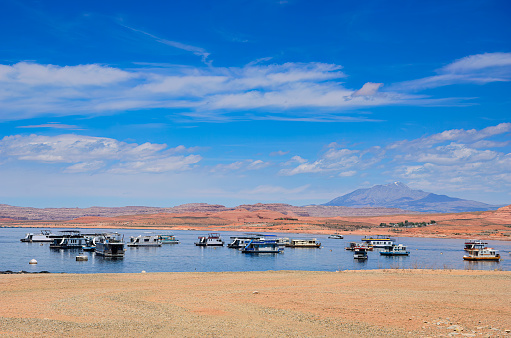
195, 233, 224, 246
380, 244, 410, 256
127, 234, 162, 247
463, 247, 500, 261
285, 238, 321, 248
353, 247, 368, 260
328, 233, 343, 239
95, 233, 125, 258
158, 234, 180, 244
361, 235, 395, 248
241, 239, 283, 254
20, 230, 53, 242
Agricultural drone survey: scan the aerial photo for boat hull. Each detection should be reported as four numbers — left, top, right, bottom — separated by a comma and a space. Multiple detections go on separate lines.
380, 252, 410, 256
463, 255, 500, 261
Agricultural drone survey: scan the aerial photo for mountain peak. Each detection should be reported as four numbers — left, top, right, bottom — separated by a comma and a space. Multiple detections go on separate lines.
323, 182, 501, 213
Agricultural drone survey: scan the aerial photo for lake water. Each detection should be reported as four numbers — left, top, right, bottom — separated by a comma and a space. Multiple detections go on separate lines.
2, 228, 510, 273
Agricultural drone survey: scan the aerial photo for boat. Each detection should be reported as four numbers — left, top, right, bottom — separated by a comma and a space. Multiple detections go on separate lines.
49, 231, 88, 249
464, 239, 487, 252
195, 233, 224, 246
285, 238, 321, 248
463, 247, 500, 261
127, 234, 162, 247
328, 233, 343, 239
380, 244, 410, 256
361, 235, 395, 248
95, 233, 125, 258
277, 237, 291, 246
228, 234, 266, 248
82, 239, 96, 252
158, 234, 180, 244
76, 252, 88, 261
241, 239, 283, 254
345, 242, 373, 251
353, 247, 368, 260
20, 230, 53, 242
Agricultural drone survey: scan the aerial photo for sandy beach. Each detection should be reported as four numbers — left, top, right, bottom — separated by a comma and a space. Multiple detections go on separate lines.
1, 270, 510, 337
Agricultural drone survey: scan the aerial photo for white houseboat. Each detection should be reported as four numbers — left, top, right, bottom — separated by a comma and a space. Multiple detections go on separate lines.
353, 247, 368, 260
20, 230, 53, 242
228, 234, 266, 248
49, 231, 88, 249
127, 234, 162, 247
241, 240, 283, 254
95, 233, 125, 258
464, 240, 487, 252
463, 247, 500, 261
380, 244, 410, 256
361, 235, 395, 248
158, 234, 180, 244
195, 233, 224, 246
285, 238, 321, 248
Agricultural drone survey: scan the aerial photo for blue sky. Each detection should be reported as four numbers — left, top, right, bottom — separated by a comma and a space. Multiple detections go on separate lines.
1, 0, 510, 208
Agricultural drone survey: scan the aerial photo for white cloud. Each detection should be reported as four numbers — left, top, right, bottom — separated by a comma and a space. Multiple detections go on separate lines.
17, 122, 83, 130
0, 60, 425, 122
0, 62, 132, 86
392, 52, 511, 91
0, 134, 201, 174
270, 150, 289, 156
211, 159, 270, 172
351, 82, 383, 97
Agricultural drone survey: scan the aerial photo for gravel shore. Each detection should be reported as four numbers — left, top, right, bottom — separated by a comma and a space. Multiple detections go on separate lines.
1, 270, 510, 337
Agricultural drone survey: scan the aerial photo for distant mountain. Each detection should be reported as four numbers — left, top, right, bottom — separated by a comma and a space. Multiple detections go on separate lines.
323, 182, 502, 213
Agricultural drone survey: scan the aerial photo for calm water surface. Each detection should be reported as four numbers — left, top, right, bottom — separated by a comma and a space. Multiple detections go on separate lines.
2, 228, 510, 273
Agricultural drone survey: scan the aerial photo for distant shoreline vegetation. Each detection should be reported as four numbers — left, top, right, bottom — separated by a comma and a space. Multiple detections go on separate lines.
379, 220, 436, 228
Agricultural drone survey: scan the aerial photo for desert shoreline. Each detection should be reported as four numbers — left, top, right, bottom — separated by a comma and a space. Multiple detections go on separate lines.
1, 269, 510, 337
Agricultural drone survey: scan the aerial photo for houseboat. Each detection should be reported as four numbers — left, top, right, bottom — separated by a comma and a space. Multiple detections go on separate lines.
345, 242, 373, 251
95, 233, 125, 258
20, 230, 53, 242
277, 237, 291, 246
361, 235, 395, 248
228, 234, 265, 249
158, 234, 180, 244
463, 247, 500, 261
195, 233, 224, 246
464, 240, 487, 252
380, 244, 410, 256
127, 234, 162, 247
353, 247, 368, 260
285, 238, 321, 248
49, 231, 88, 249
328, 233, 343, 239
241, 240, 283, 254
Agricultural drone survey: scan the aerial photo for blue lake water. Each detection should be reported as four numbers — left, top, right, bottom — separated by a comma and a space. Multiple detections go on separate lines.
2, 228, 510, 273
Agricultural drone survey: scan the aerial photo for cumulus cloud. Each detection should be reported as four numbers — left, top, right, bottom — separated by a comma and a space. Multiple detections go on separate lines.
279, 123, 511, 197
0, 134, 201, 174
